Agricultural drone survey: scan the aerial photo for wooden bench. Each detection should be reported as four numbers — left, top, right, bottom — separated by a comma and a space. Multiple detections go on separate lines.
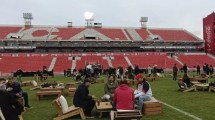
36, 91, 62, 100
65, 83, 76, 89
143, 97, 162, 115
96, 102, 112, 118
52, 98, 85, 120
40, 87, 64, 94
209, 86, 215, 92
0, 109, 4, 120
110, 110, 142, 120
191, 77, 208, 83
21, 81, 32, 86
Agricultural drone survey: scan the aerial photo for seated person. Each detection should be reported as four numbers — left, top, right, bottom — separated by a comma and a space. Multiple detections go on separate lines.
113, 80, 134, 110
134, 74, 152, 112
178, 79, 187, 89
0, 78, 24, 120
103, 75, 118, 101
73, 78, 95, 118
182, 73, 194, 87
76, 74, 82, 81
6, 77, 32, 109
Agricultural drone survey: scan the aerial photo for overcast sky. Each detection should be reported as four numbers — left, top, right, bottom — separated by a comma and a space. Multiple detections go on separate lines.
0, 0, 214, 39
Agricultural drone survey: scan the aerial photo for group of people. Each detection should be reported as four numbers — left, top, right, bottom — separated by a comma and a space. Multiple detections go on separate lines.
0, 77, 32, 120
172, 63, 214, 81
72, 73, 152, 118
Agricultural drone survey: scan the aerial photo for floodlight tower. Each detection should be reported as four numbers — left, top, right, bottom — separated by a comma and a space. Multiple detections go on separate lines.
84, 12, 94, 28
140, 17, 148, 28
23, 13, 33, 27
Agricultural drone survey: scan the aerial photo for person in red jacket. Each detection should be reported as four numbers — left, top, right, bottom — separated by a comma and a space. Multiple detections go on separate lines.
113, 80, 134, 110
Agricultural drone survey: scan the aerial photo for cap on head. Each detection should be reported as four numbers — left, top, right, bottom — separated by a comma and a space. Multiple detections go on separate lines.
135, 74, 143, 80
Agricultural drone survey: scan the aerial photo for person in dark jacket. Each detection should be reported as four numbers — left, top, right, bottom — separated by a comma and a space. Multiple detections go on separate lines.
183, 64, 188, 73
209, 65, 214, 76
6, 77, 32, 109
182, 73, 193, 87
0, 78, 23, 120
197, 65, 200, 76
16, 69, 23, 83
172, 64, 178, 80
73, 78, 95, 117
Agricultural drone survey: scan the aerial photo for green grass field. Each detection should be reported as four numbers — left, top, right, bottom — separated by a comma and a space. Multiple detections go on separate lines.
20, 73, 215, 120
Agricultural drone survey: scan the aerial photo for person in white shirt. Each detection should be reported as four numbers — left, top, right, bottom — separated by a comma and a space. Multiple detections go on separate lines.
134, 74, 152, 112
147, 65, 152, 77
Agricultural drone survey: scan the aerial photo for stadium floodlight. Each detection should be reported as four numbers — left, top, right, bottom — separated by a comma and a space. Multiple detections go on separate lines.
84, 11, 94, 28
84, 11, 94, 20
23, 13, 33, 19
140, 17, 148, 28
23, 13, 33, 27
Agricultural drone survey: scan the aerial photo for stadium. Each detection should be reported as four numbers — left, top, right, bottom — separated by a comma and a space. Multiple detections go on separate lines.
0, 16, 211, 75
0, 1, 215, 120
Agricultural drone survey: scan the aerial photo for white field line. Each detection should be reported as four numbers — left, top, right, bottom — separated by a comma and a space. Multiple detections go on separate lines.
160, 101, 202, 120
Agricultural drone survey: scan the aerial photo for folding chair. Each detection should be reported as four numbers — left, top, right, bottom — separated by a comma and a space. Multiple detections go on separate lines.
178, 83, 196, 92
52, 96, 85, 120
209, 86, 215, 92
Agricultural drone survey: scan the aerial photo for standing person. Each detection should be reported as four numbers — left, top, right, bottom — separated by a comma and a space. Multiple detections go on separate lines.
147, 65, 152, 77
209, 65, 214, 76
152, 65, 158, 77
183, 64, 188, 73
73, 78, 95, 118
6, 77, 32, 109
172, 64, 178, 80
113, 80, 134, 110
16, 69, 23, 83
205, 64, 210, 75
103, 75, 118, 101
0, 78, 23, 120
134, 65, 140, 76
197, 65, 201, 76
134, 74, 152, 112
119, 67, 124, 79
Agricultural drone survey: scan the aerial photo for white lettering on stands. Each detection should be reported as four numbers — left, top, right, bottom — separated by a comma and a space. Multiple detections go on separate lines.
205, 26, 211, 51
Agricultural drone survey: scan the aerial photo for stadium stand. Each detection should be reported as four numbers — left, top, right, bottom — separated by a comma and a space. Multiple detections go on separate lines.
148, 29, 199, 41
177, 54, 215, 68
126, 29, 143, 40
111, 54, 129, 68
0, 26, 22, 39
51, 27, 85, 40
75, 54, 109, 70
94, 28, 128, 40
53, 56, 72, 73
0, 24, 208, 74
135, 28, 149, 40
0, 54, 52, 73
1, 52, 215, 74
127, 53, 180, 69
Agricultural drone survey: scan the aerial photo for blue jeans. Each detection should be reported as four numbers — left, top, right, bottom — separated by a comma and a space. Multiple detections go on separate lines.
138, 95, 151, 112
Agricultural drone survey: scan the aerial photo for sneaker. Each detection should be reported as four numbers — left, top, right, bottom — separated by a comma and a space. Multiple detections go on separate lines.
24, 106, 33, 110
